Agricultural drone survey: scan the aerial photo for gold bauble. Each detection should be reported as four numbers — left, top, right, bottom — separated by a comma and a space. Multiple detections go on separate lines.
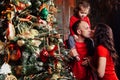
50, 74, 60, 80
5, 74, 17, 80
17, 40, 25, 46
46, 45, 55, 51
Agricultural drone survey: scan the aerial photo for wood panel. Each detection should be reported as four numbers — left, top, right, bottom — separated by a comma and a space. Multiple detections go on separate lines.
54, 0, 76, 40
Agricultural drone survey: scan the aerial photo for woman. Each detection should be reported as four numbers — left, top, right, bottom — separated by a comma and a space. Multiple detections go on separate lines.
93, 23, 118, 80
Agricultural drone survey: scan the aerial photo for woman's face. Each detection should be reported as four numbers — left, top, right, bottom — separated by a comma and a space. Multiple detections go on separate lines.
79, 6, 90, 18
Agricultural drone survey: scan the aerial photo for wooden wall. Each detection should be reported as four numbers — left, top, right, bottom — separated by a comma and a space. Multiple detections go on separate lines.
54, 0, 76, 40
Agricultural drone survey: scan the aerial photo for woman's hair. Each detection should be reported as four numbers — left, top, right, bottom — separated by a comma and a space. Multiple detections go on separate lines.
94, 23, 118, 63
73, 0, 90, 18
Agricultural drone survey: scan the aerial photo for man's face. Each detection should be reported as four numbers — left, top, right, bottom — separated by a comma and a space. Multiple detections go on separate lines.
79, 6, 90, 18
78, 21, 91, 38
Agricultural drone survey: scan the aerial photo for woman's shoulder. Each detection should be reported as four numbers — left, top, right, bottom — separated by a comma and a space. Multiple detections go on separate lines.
97, 45, 108, 50
97, 45, 110, 52
97, 45, 109, 56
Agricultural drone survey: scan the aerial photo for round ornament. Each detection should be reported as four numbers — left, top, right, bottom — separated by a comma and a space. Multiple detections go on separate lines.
39, 8, 48, 20
17, 40, 25, 46
46, 45, 55, 51
5, 74, 17, 80
40, 49, 49, 62
46, 45, 58, 56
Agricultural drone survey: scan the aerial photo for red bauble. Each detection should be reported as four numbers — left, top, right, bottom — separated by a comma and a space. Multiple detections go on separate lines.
8, 44, 21, 61
47, 45, 58, 56
40, 49, 49, 62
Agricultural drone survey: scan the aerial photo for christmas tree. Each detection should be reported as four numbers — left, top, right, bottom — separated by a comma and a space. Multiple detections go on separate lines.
0, 0, 74, 80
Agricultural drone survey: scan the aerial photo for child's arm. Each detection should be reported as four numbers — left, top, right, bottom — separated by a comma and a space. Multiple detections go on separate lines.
70, 48, 80, 61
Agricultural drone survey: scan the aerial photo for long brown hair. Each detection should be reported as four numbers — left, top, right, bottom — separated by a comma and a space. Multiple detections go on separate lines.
94, 23, 118, 63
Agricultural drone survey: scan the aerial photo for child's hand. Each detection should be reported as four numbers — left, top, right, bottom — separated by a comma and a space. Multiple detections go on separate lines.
70, 48, 80, 61
73, 35, 78, 41
75, 55, 80, 61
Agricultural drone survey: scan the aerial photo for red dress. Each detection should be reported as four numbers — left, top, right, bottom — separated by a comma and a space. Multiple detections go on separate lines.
95, 45, 118, 80
69, 16, 91, 36
71, 41, 89, 79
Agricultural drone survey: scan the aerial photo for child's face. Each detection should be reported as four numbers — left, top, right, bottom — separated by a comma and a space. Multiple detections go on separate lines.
79, 6, 90, 18
78, 21, 91, 38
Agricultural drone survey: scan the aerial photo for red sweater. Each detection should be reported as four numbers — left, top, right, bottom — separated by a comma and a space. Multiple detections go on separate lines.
71, 42, 88, 79
95, 45, 118, 80
69, 16, 90, 36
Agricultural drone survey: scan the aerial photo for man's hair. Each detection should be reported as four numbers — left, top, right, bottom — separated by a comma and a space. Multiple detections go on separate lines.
72, 20, 81, 35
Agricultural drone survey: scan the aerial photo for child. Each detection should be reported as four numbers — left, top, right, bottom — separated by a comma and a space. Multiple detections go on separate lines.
68, 0, 91, 61
93, 23, 118, 80
70, 20, 94, 80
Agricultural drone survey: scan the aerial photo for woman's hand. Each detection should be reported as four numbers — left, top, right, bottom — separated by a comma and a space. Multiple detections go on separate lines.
82, 57, 90, 66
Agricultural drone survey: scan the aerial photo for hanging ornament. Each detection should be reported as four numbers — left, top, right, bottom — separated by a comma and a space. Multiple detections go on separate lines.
39, 8, 49, 20
39, 48, 49, 62
5, 74, 17, 80
46, 45, 58, 56
46, 44, 55, 51
17, 40, 25, 47
0, 63, 12, 74
8, 44, 21, 61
